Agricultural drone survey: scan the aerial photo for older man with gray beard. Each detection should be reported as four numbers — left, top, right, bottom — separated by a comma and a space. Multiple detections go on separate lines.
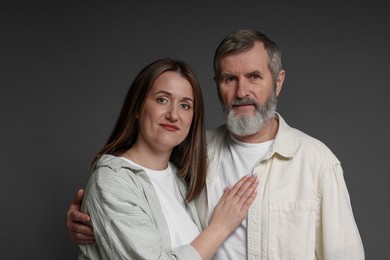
195, 29, 364, 260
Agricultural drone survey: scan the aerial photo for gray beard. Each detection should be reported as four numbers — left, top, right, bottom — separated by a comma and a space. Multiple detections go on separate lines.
224, 92, 277, 137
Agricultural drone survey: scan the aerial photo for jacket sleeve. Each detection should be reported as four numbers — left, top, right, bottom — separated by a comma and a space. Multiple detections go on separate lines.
79, 166, 201, 260
315, 156, 365, 260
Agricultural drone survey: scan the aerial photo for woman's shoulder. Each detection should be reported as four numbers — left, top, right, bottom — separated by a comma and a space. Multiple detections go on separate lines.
96, 154, 133, 170
90, 154, 144, 187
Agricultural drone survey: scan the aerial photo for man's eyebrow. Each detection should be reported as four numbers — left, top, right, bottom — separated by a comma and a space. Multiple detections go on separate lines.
220, 70, 262, 78
244, 70, 262, 77
220, 72, 237, 78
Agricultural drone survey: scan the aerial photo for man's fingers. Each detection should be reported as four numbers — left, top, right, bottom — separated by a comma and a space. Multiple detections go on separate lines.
66, 188, 96, 244
75, 239, 95, 244
72, 232, 96, 244
68, 221, 95, 244
72, 189, 85, 206
67, 189, 90, 223
71, 222, 94, 235
70, 209, 91, 223
73, 232, 95, 240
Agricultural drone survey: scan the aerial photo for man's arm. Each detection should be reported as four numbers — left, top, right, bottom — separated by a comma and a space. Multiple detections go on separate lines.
316, 162, 365, 259
66, 189, 95, 244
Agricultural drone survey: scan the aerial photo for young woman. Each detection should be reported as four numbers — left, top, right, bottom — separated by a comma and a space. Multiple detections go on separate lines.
78, 58, 258, 259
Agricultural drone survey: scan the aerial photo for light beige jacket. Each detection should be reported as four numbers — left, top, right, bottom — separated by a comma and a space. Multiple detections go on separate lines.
196, 114, 365, 260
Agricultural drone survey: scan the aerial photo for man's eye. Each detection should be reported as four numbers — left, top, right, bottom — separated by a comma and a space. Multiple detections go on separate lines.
224, 76, 235, 83
250, 74, 261, 80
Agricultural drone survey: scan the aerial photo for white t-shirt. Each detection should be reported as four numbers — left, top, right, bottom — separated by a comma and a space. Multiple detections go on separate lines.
120, 157, 200, 248
208, 135, 274, 259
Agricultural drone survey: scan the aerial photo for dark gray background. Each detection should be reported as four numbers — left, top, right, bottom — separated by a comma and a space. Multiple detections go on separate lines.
1, 1, 389, 259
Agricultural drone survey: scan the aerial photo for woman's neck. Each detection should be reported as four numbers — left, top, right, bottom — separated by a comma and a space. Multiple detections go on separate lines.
121, 144, 171, 171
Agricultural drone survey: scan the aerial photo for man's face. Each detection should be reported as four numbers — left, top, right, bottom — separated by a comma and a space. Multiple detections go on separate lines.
217, 42, 284, 136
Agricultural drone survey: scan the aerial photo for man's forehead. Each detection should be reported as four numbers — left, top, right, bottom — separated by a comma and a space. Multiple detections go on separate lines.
221, 44, 268, 69
220, 57, 268, 75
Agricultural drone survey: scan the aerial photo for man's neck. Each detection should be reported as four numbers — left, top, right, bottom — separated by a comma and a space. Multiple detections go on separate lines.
232, 116, 279, 144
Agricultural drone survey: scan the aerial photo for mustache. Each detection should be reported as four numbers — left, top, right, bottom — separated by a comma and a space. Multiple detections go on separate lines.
224, 97, 260, 111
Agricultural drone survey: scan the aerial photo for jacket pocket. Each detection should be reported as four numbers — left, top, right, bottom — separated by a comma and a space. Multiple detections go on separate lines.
268, 201, 318, 260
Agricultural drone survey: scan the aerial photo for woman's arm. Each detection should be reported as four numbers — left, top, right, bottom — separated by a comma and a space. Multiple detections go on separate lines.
70, 172, 257, 259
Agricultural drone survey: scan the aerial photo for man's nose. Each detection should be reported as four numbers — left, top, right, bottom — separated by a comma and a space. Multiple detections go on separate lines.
235, 79, 249, 98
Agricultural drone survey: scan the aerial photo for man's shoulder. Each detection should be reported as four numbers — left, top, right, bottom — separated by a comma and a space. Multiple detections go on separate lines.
288, 127, 339, 163
277, 115, 339, 163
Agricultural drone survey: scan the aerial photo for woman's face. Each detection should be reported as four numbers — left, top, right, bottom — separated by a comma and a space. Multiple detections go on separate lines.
137, 71, 194, 153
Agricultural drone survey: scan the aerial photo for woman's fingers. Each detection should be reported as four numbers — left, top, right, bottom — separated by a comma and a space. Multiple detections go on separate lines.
209, 174, 259, 234
235, 175, 258, 208
232, 174, 258, 195
219, 174, 259, 211
222, 174, 258, 209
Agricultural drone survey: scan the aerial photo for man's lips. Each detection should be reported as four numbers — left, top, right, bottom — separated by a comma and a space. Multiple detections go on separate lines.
160, 124, 180, 131
233, 104, 254, 108
232, 104, 255, 112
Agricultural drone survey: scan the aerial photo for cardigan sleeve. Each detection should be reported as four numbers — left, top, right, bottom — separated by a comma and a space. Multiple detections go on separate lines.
78, 165, 200, 260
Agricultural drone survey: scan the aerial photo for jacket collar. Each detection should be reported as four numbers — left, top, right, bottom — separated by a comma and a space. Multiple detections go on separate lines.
265, 113, 301, 160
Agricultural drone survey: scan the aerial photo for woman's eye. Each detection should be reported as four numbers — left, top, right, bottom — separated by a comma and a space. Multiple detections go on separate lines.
179, 103, 190, 110
157, 97, 168, 104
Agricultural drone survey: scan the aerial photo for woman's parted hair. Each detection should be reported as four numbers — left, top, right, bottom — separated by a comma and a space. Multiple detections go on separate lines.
91, 58, 207, 201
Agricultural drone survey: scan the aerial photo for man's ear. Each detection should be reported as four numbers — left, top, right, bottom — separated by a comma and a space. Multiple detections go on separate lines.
214, 77, 225, 106
275, 70, 285, 97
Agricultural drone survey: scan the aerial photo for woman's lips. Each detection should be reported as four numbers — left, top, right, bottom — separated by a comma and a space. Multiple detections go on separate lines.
160, 124, 179, 131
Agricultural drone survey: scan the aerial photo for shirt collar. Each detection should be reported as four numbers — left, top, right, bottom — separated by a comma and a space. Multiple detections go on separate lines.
265, 113, 301, 159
